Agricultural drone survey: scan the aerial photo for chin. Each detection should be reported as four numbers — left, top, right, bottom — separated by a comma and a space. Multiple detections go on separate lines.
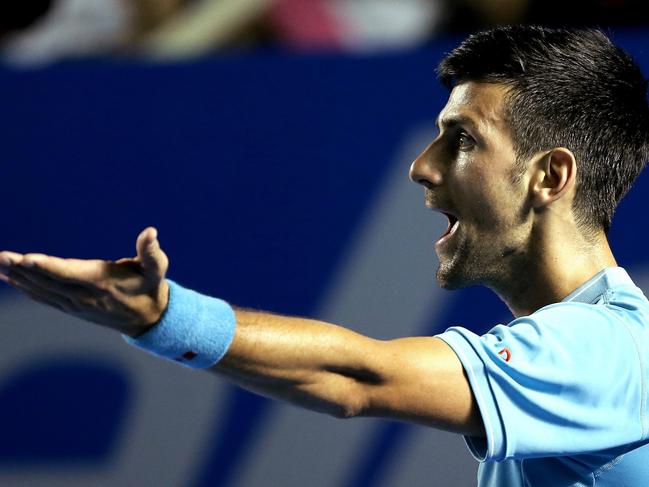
435, 246, 492, 290
436, 261, 474, 290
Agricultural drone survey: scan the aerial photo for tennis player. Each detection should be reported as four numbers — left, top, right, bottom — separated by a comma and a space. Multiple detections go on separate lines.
2, 26, 649, 486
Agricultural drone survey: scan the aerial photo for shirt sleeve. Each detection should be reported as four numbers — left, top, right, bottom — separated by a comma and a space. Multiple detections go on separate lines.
434, 301, 644, 462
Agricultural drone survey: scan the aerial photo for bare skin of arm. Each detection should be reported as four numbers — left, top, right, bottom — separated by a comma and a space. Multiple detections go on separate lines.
0, 227, 485, 438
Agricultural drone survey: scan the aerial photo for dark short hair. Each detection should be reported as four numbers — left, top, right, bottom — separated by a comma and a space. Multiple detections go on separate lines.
437, 25, 649, 235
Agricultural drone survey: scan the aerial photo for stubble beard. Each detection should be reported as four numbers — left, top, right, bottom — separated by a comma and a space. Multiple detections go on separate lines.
436, 231, 507, 290
436, 235, 478, 290
436, 229, 527, 293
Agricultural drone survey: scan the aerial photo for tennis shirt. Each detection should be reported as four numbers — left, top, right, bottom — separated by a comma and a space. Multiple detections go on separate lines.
435, 267, 649, 486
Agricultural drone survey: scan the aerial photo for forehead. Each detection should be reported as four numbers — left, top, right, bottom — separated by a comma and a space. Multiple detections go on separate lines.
438, 81, 510, 134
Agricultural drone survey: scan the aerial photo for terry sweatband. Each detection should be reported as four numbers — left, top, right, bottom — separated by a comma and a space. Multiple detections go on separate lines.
122, 279, 236, 369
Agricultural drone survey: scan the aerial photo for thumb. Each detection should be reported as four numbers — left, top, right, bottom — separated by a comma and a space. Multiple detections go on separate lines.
136, 227, 168, 279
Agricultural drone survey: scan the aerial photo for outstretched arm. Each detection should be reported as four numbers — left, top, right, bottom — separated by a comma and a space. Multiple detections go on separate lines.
0, 228, 485, 437
217, 310, 485, 436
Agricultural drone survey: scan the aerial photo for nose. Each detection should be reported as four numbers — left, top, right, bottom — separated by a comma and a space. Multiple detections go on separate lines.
409, 142, 444, 187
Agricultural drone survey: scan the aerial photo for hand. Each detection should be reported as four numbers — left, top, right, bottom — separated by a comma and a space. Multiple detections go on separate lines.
0, 227, 170, 337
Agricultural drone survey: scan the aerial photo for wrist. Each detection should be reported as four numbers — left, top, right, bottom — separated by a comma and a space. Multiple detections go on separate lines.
124, 280, 171, 339
122, 279, 236, 368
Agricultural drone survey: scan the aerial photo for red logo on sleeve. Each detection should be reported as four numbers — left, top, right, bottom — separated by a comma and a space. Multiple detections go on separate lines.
498, 347, 511, 362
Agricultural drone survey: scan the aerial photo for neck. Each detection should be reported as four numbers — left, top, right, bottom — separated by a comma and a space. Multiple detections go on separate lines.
492, 229, 618, 318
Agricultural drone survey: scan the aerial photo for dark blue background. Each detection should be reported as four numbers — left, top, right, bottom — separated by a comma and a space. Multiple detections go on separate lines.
0, 30, 647, 485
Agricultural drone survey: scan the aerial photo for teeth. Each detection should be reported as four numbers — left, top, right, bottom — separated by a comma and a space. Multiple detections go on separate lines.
439, 212, 458, 239
444, 212, 457, 225
442, 216, 453, 237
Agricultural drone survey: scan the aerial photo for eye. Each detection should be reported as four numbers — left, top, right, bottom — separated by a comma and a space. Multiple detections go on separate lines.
457, 131, 475, 151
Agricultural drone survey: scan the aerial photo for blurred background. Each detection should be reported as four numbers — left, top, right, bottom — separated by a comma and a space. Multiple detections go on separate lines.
1, 0, 648, 64
1, 1, 648, 486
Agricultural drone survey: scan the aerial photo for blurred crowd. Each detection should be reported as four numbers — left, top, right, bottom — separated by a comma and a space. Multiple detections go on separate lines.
1, 0, 647, 66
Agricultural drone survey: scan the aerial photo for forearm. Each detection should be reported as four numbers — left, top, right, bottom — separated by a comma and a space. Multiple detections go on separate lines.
121, 279, 387, 417
213, 308, 384, 418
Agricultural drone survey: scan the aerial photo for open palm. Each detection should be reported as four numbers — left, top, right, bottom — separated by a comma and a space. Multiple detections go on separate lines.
0, 227, 170, 337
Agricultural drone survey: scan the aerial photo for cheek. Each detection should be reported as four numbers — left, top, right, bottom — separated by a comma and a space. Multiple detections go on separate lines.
461, 172, 519, 230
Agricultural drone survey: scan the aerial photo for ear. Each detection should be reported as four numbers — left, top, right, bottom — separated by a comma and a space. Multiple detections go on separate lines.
529, 148, 576, 209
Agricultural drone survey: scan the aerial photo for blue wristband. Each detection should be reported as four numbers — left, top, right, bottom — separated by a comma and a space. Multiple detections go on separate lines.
122, 279, 236, 369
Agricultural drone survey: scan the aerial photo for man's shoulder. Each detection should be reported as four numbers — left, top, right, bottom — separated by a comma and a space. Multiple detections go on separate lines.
532, 281, 648, 323
506, 283, 649, 344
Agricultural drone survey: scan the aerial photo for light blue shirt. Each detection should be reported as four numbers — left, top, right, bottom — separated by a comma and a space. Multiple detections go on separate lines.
435, 267, 649, 486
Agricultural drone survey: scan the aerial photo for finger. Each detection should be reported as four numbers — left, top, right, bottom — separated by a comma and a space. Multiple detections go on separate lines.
9, 266, 93, 300
19, 287, 67, 312
136, 227, 168, 279
5, 271, 77, 312
19, 254, 108, 286
0, 251, 24, 276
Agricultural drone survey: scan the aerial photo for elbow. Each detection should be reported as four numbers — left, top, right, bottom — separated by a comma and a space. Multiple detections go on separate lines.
330, 389, 367, 419
331, 404, 360, 419
322, 364, 382, 420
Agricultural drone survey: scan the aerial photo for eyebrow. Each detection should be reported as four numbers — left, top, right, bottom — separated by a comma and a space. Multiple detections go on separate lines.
435, 114, 480, 132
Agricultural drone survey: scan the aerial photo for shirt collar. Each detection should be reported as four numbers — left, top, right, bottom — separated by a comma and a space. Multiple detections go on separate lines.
562, 267, 633, 304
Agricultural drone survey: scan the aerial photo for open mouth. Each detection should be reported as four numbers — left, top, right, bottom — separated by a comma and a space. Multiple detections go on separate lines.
436, 211, 459, 245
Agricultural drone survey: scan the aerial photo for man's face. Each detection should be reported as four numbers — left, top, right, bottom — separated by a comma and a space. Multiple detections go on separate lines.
410, 81, 531, 289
